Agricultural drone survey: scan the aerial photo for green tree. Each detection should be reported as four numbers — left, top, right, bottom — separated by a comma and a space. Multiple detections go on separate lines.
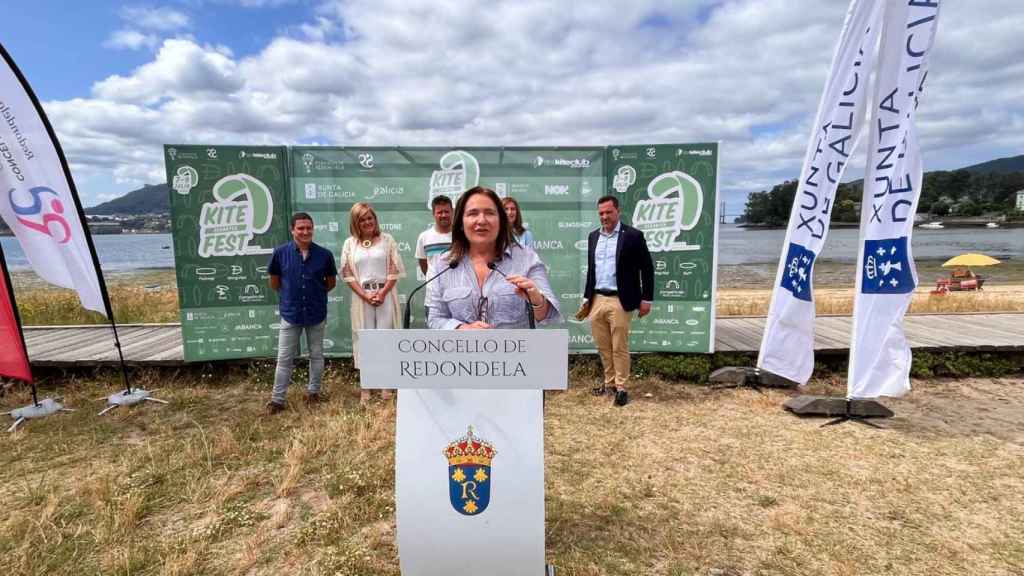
742, 191, 771, 224
833, 198, 858, 222
955, 199, 983, 216
929, 199, 951, 216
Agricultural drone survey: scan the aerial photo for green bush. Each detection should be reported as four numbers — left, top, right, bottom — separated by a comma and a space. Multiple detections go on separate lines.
630, 351, 1023, 384
910, 351, 1024, 378
635, 354, 711, 382
633, 353, 749, 383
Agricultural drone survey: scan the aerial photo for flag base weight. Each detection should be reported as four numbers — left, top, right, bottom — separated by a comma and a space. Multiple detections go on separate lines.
709, 367, 798, 392
98, 389, 169, 416
4, 398, 74, 432
784, 396, 893, 428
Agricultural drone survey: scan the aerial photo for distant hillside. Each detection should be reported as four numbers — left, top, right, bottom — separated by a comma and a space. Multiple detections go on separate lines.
960, 154, 1024, 175
86, 183, 170, 215
839, 154, 1024, 189
740, 154, 1024, 225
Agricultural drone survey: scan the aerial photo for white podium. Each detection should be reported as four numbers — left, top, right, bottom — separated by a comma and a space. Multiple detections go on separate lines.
358, 329, 568, 576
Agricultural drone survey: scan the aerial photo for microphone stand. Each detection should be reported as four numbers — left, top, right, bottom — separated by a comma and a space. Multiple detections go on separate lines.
404, 261, 458, 329
485, 260, 548, 412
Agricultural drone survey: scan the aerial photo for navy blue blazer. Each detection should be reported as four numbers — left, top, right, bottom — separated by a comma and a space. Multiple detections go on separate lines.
583, 223, 654, 312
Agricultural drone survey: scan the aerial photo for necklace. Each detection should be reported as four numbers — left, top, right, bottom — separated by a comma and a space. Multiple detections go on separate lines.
361, 238, 372, 248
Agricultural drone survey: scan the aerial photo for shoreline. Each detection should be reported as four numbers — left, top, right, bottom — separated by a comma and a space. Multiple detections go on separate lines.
736, 220, 1024, 230
9, 264, 1024, 321
0, 231, 171, 237
10, 258, 1024, 291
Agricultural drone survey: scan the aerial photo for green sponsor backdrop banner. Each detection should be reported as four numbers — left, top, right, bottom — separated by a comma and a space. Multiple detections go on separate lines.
165, 145, 291, 361
607, 144, 720, 353
167, 144, 718, 361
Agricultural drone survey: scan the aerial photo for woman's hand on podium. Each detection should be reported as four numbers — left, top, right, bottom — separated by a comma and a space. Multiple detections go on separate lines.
457, 321, 493, 330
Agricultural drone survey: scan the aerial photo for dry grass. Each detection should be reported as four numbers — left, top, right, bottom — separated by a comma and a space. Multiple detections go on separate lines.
12, 270, 179, 326
15, 284, 179, 325
12, 266, 1023, 325
2, 364, 1023, 575
718, 284, 1024, 317
20, 282, 1021, 324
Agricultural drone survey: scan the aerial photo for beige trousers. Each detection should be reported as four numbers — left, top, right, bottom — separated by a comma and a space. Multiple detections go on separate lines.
590, 294, 633, 388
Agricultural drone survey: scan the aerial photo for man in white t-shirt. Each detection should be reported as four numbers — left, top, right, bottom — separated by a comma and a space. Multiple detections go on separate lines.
415, 195, 453, 274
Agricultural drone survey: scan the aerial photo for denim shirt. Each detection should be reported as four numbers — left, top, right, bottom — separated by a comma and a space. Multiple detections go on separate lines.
267, 241, 338, 326
426, 245, 562, 330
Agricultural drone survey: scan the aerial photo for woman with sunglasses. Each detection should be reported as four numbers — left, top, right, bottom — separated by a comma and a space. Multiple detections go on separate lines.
426, 186, 560, 330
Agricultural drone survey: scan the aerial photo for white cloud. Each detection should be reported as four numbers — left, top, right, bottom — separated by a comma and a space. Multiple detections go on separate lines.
46, 0, 1024, 203
235, 0, 300, 6
120, 6, 191, 31
92, 40, 241, 104
103, 29, 159, 51
298, 16, 339, 42
104, 6, 191, 53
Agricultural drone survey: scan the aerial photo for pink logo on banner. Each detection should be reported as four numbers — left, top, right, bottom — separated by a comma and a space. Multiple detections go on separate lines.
8, 186, 71, 244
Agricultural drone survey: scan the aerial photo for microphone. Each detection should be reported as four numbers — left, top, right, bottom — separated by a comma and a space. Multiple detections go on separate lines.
404, 260, 459, 329
487, 261, 536, 329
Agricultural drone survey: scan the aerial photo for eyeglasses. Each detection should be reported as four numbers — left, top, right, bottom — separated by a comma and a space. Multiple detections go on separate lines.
476, 296, 489, 323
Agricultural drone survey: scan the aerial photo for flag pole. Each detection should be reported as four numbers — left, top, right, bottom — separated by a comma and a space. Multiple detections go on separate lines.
0, 241, 36, 405
0, 42, 132, 394
0, 239, 76, 431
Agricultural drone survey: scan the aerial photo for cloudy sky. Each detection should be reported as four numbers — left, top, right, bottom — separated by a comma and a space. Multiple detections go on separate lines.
3, 1, 1021, 213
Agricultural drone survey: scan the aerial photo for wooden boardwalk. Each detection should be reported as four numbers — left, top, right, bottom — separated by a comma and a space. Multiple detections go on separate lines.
21, 313, 1023, 367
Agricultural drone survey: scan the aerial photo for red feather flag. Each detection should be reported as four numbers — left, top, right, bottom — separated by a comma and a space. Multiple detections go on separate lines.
0, 246, 32, 382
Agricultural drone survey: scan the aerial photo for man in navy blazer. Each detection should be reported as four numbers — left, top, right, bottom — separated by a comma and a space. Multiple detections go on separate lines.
582, 195, 654, 406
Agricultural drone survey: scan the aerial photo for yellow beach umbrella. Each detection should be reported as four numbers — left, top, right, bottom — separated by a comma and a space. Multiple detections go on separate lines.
941, 253, 1001, 267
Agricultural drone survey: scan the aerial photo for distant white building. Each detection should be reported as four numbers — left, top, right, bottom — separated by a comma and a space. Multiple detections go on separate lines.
1017, 190, 1024, 211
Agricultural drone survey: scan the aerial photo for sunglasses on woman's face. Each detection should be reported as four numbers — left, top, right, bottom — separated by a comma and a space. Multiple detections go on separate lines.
476, 296, 489, 323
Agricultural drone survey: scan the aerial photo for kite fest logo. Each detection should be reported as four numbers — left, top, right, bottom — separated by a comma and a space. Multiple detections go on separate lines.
444, 426, 496, 516
612, 165, 637, 193
198, 174, 275, 258
631, 171, 704, 252
6, 186, 71, 244
172, 165, 199, 195
429, 150, 479, 208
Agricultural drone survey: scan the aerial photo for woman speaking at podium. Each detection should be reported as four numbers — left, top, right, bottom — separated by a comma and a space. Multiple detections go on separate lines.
426, 186, 561, 330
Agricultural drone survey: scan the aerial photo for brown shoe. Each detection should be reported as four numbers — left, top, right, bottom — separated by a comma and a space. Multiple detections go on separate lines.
266, 401, 286, 414
305, 392, 325, 404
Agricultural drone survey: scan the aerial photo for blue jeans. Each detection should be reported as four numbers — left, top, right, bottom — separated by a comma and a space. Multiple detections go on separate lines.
271, 319, 325, 404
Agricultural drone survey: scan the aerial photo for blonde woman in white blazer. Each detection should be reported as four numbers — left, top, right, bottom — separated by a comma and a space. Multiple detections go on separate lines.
341, 202, 405, 404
